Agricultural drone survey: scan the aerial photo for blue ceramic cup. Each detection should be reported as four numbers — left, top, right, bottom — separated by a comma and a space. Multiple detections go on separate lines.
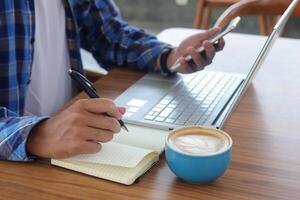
165, 126, 232, 184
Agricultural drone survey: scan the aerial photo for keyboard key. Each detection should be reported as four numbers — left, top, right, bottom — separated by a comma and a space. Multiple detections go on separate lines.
185, 109, 195, 114
148, 111, 154, 115
175, 120, 185, 125
174, 96, 184, 101
205, 96, 216, 101
197, 94, 206, 99
203, 112, 210, 117
187, 104, 197, 110
193, 100, 202, 105
196, 108, 207, 116
159, 99, 171, 105
182, 109, 193, 115
168, 111, 181, 119
207, 107, 214, 112
179, 102, 189, 108
170, 100, 179, 106
165, 118, 175, 123
167, 104, 176, 108
177, 114, 190, 122
211, 102, 218, 107
159, 108, 173, 118
185, 118, 199, 125
163, 95, 173, 101
153, 112, 160, 116
156, 104, 166, 108
200, 103, 210, 108
155, 117, 165, 122
175, 109, 185, 114
197, 117, 207, 124
191, 110, 202, 116
152, 107, 163, 112
203, 100, 213, 105
144, 115, 155, 120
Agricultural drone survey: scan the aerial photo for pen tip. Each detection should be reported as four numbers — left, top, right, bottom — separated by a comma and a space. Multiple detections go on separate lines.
123, 125, 129, 132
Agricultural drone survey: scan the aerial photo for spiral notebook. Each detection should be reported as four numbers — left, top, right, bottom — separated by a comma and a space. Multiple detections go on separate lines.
51, 124, 169, 185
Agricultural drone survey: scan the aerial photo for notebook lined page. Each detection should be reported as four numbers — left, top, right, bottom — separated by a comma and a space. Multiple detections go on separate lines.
112, 124, 169, 153
63, 142, 153, 168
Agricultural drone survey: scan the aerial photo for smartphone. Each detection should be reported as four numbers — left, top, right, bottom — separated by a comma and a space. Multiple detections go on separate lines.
170, 16, 241, 71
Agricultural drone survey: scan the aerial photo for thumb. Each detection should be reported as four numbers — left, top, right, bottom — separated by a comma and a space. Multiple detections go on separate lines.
198, 27, 221, 42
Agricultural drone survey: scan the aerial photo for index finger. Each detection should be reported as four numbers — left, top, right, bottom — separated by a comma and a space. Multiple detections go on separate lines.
82, 98, 122, 120
194, 27, 221, 43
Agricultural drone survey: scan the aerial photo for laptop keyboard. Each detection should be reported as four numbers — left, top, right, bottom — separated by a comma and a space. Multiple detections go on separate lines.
143, 71, 238, 126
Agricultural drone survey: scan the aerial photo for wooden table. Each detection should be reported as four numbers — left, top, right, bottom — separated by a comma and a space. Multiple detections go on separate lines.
1, 30, 300, 200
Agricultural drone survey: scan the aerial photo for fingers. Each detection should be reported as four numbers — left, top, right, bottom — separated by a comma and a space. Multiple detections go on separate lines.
177, 43, 216, 73
177, 57, 196, 73
216, 38, 225, 51
187, 47, 206, 71
79, 127, 114, 143
75, 141, 102, 155
83, 111, 121, 133
195, 27, 221, 42
118, 107, 126, 115
76, 98, 122, 120
207, 27, 221, 37
203, 40, 216, 65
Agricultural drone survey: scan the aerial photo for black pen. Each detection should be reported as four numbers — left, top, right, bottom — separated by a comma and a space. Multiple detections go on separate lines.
68, 69, 129, 132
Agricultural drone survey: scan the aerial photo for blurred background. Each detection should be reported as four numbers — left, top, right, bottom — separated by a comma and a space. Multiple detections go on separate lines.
114, 0, 300, 38
82, 0, 300, 74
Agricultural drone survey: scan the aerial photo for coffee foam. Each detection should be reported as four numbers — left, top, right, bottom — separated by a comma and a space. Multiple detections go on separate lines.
168, 127, 231, 156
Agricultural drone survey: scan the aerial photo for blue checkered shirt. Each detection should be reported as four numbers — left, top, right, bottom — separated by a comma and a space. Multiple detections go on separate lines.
0, 0, 168, 161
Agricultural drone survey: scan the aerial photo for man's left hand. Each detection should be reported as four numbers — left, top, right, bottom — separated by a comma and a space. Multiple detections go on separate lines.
166, 27, 225, 74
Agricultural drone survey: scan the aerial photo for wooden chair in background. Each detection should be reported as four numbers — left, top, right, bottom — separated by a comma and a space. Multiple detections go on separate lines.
193, 0, 240, 29
194, 0, 300, 35
214, 0, 300, 35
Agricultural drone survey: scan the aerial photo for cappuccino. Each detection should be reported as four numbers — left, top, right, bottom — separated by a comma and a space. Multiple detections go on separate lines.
165, 126, 233, 183
168, 127, 231, 155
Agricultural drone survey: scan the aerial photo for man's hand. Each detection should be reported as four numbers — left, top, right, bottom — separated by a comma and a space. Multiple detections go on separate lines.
167, 27, 225, 73
26, 98, 125, 159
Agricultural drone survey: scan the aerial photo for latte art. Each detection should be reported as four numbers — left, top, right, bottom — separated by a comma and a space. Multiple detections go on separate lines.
171, 134, 225, 155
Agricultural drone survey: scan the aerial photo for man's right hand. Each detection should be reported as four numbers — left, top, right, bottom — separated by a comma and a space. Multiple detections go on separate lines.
26, 98, 124, 159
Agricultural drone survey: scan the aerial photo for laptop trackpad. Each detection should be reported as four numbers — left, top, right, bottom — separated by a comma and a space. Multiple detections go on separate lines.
115, 78, 175, 119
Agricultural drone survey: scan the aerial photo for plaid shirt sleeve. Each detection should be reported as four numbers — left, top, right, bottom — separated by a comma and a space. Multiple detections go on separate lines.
0, 107, 48, 161
72, 0, 170, 71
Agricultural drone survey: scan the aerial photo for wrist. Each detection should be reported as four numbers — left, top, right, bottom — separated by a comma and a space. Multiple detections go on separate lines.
159, 47, 175, 76
166, 49, 176, 70
26, 119, 50, 158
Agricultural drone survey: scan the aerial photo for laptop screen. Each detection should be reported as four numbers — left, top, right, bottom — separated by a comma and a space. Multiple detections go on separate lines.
217, 0, 299, 128
239, 0, 298, 97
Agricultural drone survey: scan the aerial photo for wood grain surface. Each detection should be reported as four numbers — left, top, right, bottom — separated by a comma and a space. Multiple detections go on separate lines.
1, 37, 300, 199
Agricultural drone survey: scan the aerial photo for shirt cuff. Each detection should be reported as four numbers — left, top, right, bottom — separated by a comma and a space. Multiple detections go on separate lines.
1, 116, 49, 162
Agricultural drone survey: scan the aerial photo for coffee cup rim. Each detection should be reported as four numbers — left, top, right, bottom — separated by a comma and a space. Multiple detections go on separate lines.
166, 126, 232, 157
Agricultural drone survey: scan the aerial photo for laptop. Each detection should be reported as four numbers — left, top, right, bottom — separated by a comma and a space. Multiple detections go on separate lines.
115, 0, 298, 130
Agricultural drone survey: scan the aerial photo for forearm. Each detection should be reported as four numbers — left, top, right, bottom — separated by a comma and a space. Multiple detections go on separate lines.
74, 0, 170, 71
